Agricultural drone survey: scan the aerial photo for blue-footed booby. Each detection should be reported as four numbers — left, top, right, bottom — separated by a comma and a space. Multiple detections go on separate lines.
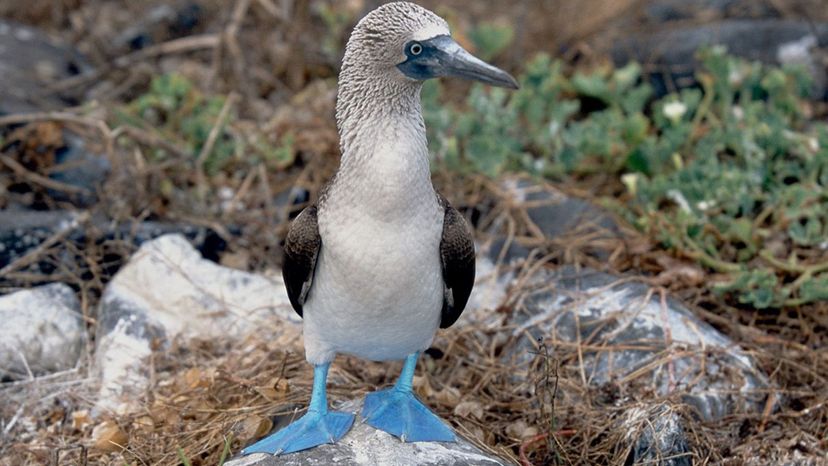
242, 1, 517, 456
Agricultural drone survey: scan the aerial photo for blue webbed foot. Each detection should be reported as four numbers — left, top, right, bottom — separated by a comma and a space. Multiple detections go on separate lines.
242, 362, 354, 456
242, 409, 355, 455
361, 352, 455, 442
361, 387, 456, 442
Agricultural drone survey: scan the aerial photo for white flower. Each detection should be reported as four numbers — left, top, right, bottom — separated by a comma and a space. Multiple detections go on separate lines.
621, 173, 640, 196
666, 189, 692, 213
728, 68, 744, 86
663, 101, 687, 122
697, 200, 715, 211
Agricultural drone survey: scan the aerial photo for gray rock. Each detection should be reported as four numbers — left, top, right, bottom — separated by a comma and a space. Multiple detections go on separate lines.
487, 178, 619, 264
469, 179, 620, 325
644, 0, 776, 23
611, 20, 828, 99
517, 182, 617, 242
46, 132, 111, 207
273, 186, 311, 223
227, 400, 505, 466
113, 2, 203, 52
0, 20, 92, 115
466, 248, 514, 322
94, 234, 299, 413
511, 266, 769, 421
0, 210, 79, 270
438, 178, 767, 448
0, 23, 104, 206
622, 403, 691, 466
1, 132, 109, 208
0, 283, 84, 379
0, 209, 229, 282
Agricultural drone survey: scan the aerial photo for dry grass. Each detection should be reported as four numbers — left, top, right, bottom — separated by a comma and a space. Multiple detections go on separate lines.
1, 1, 827, 465
1, 177, 825, 465
3, 249, 825, 465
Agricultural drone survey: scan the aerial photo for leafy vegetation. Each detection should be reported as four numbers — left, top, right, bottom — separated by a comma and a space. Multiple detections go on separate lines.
113, 44, 827, 309
467, 21, 515, 61
114, 74, 294, 176
423, 47, 828, 308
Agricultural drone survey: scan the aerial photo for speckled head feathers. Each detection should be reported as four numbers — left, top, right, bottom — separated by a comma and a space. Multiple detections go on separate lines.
341, 2, 449, 76
335, 2, 516, 157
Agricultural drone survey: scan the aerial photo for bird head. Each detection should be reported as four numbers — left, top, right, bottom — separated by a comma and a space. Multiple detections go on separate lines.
342, 2, 518, 90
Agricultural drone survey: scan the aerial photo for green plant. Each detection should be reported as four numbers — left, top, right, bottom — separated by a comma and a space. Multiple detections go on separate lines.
115, 74, 235, 174
468, 21, 514, 61
177, 447, 192, 466
114, 74, 294, 175
218, 434, 233, 465
424, 47, 828, 308
316, 2, 357, 59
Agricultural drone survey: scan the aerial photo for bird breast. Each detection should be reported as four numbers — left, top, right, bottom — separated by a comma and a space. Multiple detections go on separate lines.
304, 194, 444, 362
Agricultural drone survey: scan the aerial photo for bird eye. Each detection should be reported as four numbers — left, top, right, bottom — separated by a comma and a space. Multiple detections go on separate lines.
408, 42, 423, 56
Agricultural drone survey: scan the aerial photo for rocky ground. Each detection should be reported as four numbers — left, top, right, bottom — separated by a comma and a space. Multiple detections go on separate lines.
1, 1, 827, 465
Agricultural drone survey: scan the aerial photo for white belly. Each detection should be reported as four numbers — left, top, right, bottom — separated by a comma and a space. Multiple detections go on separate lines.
302, 211, 444, 365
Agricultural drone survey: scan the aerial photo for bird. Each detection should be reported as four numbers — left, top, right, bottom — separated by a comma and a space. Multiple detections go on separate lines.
242, 1, 518, 456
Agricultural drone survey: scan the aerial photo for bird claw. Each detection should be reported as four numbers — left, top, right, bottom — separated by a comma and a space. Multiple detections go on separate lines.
361, 387, 455, 442
242, 410, 355, 456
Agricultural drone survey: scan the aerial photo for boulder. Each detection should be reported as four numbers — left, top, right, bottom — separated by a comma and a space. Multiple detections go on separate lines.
469, 179, 619, 322
489, 178, 620, 264
0, 21, 107, 207
505, 179, 618, 243
611, 20, 828, 99
481, 180, 769, 422
0, 20, 92, 115
94, 234, 299, 413
462, 179, 769, 460
0, 283, 84, 379
643, 0, 776, 23
226, 400, 506, 466
508, 266, 769, 421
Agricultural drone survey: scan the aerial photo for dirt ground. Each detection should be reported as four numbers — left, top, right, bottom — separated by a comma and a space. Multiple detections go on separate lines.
0, 1, 826, 465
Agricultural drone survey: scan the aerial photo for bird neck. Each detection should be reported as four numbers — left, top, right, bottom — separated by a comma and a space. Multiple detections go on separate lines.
331, 76, 435, 217
336, 76, 427, 160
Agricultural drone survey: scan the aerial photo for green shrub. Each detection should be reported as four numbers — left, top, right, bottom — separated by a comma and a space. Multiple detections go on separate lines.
425, 47, 828, 308
115, 74, 293, 175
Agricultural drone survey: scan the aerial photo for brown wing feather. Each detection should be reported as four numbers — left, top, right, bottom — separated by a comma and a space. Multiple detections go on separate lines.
437, 194, 476, 328
282, 205, 321, 317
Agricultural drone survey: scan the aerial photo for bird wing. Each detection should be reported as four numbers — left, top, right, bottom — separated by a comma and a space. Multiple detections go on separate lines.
437, 194, 476, 328
282, 205, 321, 318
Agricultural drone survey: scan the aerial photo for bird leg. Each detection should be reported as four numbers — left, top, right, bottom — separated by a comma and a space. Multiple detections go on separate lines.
361, 352, 456, 442
242, 363, 355, 455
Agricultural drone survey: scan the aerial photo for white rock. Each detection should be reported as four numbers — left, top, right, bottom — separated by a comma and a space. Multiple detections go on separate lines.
0, 283, 84, 378
101, 234, 299, 339
94, 313, 155, 414
94, 234, 300, 413
226, 399, 505, 466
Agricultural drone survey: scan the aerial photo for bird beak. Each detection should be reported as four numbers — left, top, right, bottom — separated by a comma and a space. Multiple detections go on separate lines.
399, 35, 519, 89
430, 36, 519, 89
